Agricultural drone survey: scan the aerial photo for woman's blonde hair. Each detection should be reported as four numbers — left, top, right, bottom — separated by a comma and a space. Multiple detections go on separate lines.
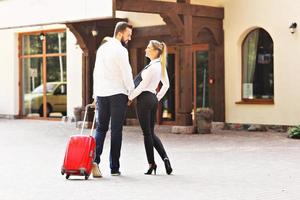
149, 40, 167, 78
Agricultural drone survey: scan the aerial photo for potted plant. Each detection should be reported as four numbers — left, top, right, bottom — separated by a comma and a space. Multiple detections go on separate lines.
73, 106, 84, 127
288, 125, 300, 139
195, 108, 213, 134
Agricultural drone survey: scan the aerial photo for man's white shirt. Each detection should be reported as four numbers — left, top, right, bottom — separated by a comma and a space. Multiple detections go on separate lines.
93, 38, 134, 98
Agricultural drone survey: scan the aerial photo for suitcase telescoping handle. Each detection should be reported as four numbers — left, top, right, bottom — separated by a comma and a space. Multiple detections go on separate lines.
80, 103, 96, 136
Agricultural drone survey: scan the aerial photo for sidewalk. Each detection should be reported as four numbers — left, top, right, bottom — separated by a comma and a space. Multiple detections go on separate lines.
0, 119, 299, 200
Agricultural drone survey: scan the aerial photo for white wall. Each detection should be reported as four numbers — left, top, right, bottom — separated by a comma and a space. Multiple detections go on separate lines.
192, 0, 226, 6
66, 30, 82, 118
0, 30, 18, 116
0, 25, 82, 118
223, 0, 300, 125
0, 0, 113, 29
116, 11, 165, 27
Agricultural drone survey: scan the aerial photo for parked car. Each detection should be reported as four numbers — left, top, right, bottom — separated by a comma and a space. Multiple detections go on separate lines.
24, 82, 67, 117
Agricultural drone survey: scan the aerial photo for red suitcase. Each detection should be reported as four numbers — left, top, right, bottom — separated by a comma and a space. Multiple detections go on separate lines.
61, 104, 96, 180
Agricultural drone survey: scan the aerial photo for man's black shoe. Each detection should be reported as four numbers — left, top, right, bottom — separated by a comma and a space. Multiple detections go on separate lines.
111, 171, 121, 176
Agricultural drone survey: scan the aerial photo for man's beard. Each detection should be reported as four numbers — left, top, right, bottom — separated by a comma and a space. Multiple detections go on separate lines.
121, 36, 128, 48
121, 41, 128, 48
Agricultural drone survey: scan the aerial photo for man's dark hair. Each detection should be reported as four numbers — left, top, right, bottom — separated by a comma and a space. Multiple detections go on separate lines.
114, 22, 133, 37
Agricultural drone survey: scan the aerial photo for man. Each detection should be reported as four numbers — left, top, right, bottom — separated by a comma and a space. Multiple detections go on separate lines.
92, 22, 134, 177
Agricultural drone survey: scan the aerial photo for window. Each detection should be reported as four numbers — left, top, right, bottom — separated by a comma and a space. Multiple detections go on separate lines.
20, 30, 67, 118
242, 28, 273, 102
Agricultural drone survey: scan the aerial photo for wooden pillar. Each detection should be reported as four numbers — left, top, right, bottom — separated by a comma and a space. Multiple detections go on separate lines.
129, 48, 138, 76
81, 50, 96, 123
126, 48, 138, 120
214, 43, 225, 122
82, 50, 96, 106
177, 15, 193, 126
177, 45, 193, 125
208, 44, 216, 118
82, 51, 88, 107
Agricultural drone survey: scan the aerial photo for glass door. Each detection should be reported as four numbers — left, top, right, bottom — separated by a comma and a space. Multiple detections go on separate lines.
45, 32, 67, 117
21, 34, 44, 117
22, 57, 44, 117
192, 45, 210, 122
157, 47, 177, 124
20, 30, 67, 119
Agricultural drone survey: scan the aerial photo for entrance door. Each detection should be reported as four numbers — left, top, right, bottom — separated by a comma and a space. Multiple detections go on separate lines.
192, 44, 210, 123
157, 47, 177, 125
19, 30, 67, 119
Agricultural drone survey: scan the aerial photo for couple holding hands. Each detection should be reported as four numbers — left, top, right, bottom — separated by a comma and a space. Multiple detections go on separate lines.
92, 22, 172, 177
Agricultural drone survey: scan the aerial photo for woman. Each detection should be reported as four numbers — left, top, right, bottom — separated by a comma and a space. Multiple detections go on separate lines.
128, 40, 173, 175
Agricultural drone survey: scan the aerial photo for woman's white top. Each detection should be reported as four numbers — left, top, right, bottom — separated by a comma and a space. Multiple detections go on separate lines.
129, 58, 170, 101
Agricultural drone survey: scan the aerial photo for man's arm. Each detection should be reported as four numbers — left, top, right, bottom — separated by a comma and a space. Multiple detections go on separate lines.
157, 67, 170, 101
117, 48, 135, 95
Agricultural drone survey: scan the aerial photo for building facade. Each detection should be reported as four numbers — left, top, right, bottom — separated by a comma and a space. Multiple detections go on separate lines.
0, 0, 300, 127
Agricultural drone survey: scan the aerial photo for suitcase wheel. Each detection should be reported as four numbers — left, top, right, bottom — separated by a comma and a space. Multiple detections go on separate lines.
84, 174, 89, 180
80, 169, 85, 175
66, 174, 70, 179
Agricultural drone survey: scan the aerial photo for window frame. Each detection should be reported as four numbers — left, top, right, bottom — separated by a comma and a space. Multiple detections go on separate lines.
18, 29, 67, 119
237, 28, 274, 105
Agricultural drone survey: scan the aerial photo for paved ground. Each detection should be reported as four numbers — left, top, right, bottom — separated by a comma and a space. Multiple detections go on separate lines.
0, 119, 300, 200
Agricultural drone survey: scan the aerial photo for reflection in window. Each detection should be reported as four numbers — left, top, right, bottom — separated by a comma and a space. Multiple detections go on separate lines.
242, 28, 274, 100
46, 56, 67, 82
195, 51, 209, 108
32, 82, 58, 94
46, 32, 66, 54
20, 30, 67, 118
22, 35, 43, 55
55, 84, 67, 95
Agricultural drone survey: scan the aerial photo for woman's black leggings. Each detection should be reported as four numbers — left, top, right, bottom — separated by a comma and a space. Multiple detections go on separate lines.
136, 92, 168, 164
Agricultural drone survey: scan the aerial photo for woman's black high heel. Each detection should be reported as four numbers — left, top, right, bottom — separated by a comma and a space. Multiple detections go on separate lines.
164, 158, 173, 175
144, 163, 157, 175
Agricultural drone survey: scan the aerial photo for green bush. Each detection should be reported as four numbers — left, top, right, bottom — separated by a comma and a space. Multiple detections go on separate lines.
288, 125, 300, 139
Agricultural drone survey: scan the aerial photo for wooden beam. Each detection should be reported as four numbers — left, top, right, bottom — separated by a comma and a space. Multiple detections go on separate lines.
133, 25, 171, 37
129, 36, 182, 48
183, 15, 192, 44
67, 18, 127, 53
160, 12, 184, 37
66, 24, 88, 52
129, 25, 183, 48
177, 0, 190, 3
116, 0, 224, 19
176, 14, 193, 125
